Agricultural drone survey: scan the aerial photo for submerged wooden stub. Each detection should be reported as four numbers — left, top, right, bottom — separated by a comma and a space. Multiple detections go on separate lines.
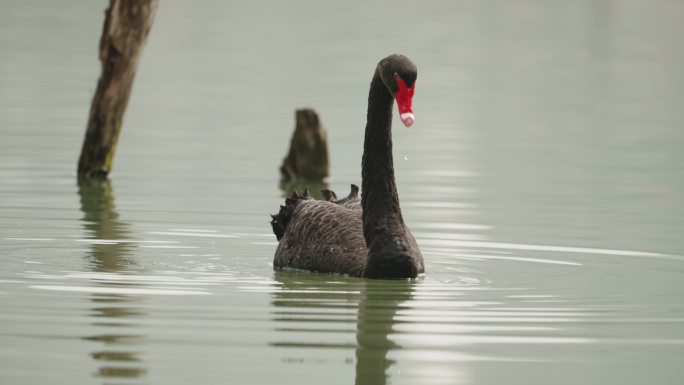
77, 0, 159, 179
77, 178, 134, 272
280, 108, 330, 182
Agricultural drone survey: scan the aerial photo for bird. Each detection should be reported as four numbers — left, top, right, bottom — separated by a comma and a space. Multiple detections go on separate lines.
270, 54, 424, 279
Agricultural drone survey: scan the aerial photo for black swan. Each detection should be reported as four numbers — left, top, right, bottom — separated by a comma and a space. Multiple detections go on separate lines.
270, 54, 424, 279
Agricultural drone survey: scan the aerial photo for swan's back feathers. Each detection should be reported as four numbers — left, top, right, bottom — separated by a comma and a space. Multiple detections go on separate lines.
334, 184, 360, 207
321, 189, 338, 202
270, 189, 312, 241
271, 186, 367, 276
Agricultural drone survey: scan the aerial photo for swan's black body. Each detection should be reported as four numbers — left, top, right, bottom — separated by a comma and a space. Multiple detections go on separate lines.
271, 54, 424, 279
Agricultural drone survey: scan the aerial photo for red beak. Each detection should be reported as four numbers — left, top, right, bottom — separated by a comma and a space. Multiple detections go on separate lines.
395, 77, 415, 127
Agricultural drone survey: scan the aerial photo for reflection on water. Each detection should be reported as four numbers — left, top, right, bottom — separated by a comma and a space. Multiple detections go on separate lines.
271, 272, 413, 385
77, 179, 147, 381
1, 0, 684, 384
355, 281, 412, 385
78, 179, 135, 272
270, 272, 359, 351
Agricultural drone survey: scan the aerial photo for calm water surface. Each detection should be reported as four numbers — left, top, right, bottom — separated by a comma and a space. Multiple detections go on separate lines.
2, 1, 684, 384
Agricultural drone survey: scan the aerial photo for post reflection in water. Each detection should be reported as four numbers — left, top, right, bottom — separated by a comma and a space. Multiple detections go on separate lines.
77, 179, 147, 381
78, 179, 134, 272
271, 271, 413, 385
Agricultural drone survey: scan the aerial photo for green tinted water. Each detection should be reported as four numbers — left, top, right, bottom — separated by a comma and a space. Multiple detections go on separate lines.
2, 1, 684, 384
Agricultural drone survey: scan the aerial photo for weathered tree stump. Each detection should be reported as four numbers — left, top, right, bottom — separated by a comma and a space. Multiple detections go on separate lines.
280, 108, 330, 181
78, 0, 159, 179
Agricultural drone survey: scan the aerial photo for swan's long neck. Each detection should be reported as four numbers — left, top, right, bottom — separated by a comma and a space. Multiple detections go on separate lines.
361, 72, 411, 277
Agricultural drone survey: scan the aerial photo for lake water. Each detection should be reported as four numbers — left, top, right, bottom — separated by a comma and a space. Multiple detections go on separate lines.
2, 0, 684, 384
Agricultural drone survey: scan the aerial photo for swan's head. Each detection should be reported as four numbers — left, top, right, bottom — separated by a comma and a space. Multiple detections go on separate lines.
378, 54, 417, 127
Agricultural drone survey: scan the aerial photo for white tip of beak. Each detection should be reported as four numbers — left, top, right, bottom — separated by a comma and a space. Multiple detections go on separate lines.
400, 112, 415, 127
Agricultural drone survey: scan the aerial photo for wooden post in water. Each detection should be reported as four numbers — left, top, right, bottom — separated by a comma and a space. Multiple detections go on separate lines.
78, 0, 159, 179
278, 109, 331, 197
280, 108, 330, 181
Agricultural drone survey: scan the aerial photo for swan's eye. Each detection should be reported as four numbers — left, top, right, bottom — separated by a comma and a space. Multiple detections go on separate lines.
393, 73, 400, 81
